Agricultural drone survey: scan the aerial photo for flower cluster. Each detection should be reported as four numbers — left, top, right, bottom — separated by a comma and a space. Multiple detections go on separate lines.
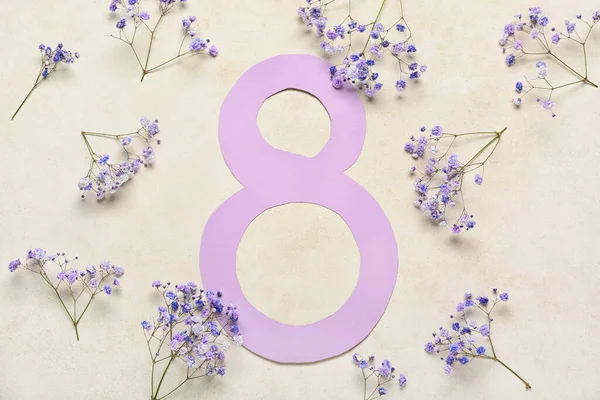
297, 0, 425, 97
142, 281, 242, 400
78, 117, 161, 200
424, 289, 530, 390
11, 43, 79, 120
108, 0, 217, 82
7, 249, 124, 340
500, 7, 599, 116
404, 125, 505, 234
352, 353, 406, 399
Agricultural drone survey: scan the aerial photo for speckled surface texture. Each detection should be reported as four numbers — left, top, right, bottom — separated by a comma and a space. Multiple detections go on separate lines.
1, 0, 599, 399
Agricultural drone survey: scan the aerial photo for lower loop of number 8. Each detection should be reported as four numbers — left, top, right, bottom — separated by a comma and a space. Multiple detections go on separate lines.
200, 54, 398, 363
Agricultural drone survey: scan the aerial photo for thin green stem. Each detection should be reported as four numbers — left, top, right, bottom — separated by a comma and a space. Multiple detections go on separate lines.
462, 128, 505, 168
443, 131, 499, 138
362, 0, 388, 54
11, 80, 40, 121
488, 336, 497, 358
145, 51, 192, 74
37, 270, 80, 340
141, 14, 165, 82
548, 52, 597, 88
153, 356, 175, 400
495, 358, 532, 390
156, 378, 190, 400
362, 369, 367, 400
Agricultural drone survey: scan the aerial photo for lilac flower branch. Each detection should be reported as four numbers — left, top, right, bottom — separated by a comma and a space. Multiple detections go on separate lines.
501, 7, 600, 116
11, 44, 79, 121
425, 289, 531, 390
78, 117, 161, 200
7, 249, 124, 340
405, 126, 506, 234
352, 353, 407, 399
108, 0, 218, 82
298, 0, 425, 97
142, 281, 242, 400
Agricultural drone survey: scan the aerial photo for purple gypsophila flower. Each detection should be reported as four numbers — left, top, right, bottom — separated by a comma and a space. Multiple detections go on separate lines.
143, 282, 241, 399
505, 53, 516, 66
500, 7, 599, 117
6, 250, 124, 340
11, 43, 79, 120
116, 18, 127, 29
425, 288, 531, 390
352, 353, 406, 396
299, 0, 425, 97
405, 125, 503, 234
80, 117, 163, 200
108, 2, 218, 82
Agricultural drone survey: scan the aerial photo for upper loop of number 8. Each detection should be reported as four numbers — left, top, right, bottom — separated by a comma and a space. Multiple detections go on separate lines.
200, 54, 399, 363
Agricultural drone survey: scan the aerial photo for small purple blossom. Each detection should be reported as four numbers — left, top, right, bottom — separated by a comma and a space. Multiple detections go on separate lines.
8, 259, 20, 272
116, 18, 127, 29
189, 37, 207, 51
505, 53, 516, 66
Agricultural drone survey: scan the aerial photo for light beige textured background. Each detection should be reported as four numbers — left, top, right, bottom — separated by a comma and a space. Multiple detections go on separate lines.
1, 0, 599, 399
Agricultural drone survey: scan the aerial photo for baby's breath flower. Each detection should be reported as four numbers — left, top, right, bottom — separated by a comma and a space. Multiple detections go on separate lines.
11, 43, 79, 120
7, 249, 124, 340
298, 0, 425, 97
143, 282, 241, 399
404, 125, 505, 234
79, 117, 162, 201
425, 288, 531, 390
352, 353, 406, 399
108, 0, 217, 82
499, 7, 599, 116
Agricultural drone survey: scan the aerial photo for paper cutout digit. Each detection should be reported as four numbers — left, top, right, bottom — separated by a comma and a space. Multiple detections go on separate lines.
199, 54, 398, 363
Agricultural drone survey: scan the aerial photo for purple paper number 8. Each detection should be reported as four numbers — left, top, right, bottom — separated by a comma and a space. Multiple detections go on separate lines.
199, 54, 398, 363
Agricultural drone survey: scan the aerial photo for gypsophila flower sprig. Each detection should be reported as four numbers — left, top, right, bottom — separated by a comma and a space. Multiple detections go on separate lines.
352, 353, 406, 399
7, 249, 124, 340
405, 125, 506, 234
142, 281, 242, 400
501, 7, 600, 116
424, 289, 531, 390
11, 43, 79, 120
79, 117, 161, 200
298, 0, 426, 97
108, 0, 218, 82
